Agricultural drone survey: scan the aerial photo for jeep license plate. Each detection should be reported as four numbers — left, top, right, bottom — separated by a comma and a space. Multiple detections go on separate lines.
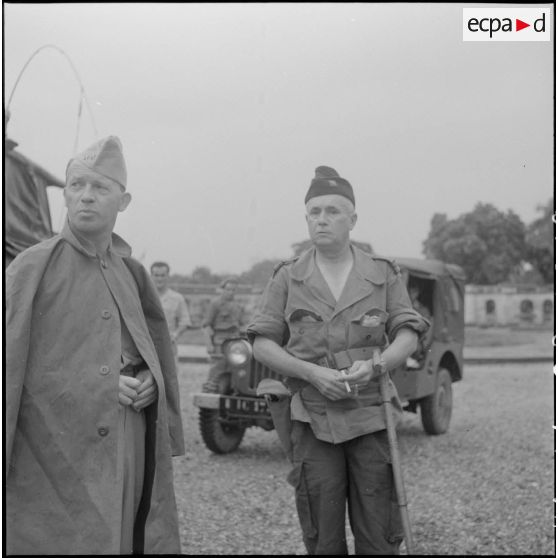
220, 396, 269, 418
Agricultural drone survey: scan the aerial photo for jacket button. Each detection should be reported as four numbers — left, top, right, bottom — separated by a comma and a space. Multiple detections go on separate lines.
98, 426, 109, 436
101, 310, 111, 319
100, 259, 107, 269
299, 328, 305, 334
100, 365, 110, 375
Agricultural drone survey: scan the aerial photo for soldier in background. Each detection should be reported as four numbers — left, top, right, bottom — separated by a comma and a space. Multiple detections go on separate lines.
151, 261, 193, 357
406, 283, 433, 368
202, 276, 245, 354
201, 276, 247, 392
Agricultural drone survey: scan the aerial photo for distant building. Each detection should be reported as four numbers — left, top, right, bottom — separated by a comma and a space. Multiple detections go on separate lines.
465, 284, 554, 328
171, 281, 554, 330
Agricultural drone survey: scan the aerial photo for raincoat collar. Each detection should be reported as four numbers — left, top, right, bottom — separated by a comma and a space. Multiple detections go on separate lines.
61, 219, 132, 259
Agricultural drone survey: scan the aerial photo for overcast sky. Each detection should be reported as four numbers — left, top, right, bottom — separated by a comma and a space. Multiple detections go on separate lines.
4, 3, 554, 275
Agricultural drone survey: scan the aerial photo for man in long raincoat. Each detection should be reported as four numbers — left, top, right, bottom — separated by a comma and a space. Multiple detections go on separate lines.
6, 136, 185, 554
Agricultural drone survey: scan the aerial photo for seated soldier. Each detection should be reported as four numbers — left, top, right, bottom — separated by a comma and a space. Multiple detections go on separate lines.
406, 284, 432, 368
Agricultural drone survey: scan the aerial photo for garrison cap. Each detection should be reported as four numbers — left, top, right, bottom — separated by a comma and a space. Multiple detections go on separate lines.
66, 136, 127, 190
304, 165, 355, 207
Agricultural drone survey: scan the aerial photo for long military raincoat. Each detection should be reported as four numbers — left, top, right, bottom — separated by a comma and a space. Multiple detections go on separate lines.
5, 223, 185, 555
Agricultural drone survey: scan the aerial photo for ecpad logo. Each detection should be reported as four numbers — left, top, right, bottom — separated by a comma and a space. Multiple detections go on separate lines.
463, 8, 550, 41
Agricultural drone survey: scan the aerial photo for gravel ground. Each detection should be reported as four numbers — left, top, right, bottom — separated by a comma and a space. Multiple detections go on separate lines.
173, 362, 554, 555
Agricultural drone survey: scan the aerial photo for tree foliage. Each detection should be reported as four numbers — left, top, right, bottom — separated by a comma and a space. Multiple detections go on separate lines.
171, 200, 552, 289
238, 259, 283, 287
422, 203, 526, 284
191, 266, 223, 284
525, 198, 554, 283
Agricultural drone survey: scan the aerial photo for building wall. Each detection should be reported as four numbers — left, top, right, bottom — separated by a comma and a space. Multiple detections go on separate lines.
172, 282, 554, 329
465, 285, 554, 327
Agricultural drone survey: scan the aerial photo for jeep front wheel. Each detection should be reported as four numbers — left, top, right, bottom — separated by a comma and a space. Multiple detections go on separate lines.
199, 408, 246, 454
420, 367, 452, 435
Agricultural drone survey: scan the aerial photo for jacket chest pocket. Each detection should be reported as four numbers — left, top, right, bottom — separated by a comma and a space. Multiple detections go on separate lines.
286, 308, 325, 355
347, 308, 388, 348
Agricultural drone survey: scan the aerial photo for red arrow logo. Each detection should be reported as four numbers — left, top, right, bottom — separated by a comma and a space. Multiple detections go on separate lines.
516, 19, 530, 31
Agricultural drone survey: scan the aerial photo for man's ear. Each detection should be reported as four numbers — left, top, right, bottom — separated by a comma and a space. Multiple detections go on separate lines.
119, 192, 132, 212
350, 212, 358, 230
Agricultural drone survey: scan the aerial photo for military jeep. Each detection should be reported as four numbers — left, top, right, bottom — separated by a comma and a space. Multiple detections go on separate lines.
193, 257, 466, 454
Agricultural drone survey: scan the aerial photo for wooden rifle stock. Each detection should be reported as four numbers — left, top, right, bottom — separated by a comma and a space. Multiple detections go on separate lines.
373, 348, 416, 555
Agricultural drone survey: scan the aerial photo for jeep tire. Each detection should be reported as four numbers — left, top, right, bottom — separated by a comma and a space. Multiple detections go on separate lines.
199, 374, 246, 454
420, 367, 452, 435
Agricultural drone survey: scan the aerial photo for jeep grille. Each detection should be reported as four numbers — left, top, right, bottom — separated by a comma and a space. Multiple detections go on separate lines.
233, 357, 282, 396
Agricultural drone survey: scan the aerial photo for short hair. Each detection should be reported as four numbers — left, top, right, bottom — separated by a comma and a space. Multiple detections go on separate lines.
150, 261, 170, 274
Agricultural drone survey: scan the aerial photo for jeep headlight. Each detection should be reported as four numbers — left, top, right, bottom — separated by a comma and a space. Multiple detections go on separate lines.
225, 339, 252, 366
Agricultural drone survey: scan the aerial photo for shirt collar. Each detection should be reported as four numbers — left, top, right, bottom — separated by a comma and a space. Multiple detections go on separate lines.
290, 244, 385, 285
290, 246, 318, 281
351, 245, 386, 285
61, 219, 132, 258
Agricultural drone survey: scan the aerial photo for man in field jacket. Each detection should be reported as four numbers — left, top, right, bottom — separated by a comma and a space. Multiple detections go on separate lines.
248, 166, 429, 555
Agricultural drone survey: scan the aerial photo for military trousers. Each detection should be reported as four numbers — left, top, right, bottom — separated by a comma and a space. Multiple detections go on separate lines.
288, 421, 403, 555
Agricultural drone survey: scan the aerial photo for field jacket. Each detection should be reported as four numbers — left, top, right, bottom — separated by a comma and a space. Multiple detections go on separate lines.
248, 246, 429, 444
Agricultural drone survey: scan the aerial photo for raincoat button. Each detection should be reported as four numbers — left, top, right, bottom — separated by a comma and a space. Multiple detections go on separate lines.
98, 427, 109, 436
100, 259, 107, 269
101, 310, 111, 319
100, 365, 110, 375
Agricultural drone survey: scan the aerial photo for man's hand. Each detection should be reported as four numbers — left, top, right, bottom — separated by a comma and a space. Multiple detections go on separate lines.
132, 369, 158, 411
342, 358, 386, 390
308, 365, 354, 401
119, 375, 141, 406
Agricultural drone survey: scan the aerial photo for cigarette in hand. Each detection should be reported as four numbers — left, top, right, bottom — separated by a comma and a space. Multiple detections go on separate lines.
341, 369, 351, 393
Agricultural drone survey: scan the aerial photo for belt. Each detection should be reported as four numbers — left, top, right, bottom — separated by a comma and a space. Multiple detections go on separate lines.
317, 346, 383, 370
120, 361, 149, 377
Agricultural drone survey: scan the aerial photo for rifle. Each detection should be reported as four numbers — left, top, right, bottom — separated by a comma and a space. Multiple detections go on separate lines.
373, 347, 415, 555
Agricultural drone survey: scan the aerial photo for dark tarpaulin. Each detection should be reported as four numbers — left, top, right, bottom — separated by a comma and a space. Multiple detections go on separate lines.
4, 138, 64, 266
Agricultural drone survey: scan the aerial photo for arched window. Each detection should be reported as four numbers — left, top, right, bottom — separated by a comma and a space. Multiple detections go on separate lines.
485, 300, 496, 315
520, 299, 534, 314
519, 299, 535, 323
